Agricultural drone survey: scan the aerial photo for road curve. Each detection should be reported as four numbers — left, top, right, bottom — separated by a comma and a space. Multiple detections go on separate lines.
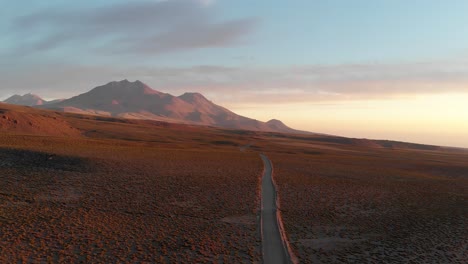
260, 154, 292, 264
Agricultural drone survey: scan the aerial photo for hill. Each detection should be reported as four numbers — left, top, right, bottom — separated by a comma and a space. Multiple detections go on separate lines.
0, 103, 81, 137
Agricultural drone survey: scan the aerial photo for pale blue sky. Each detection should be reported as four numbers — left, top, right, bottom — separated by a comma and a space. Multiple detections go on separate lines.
1, 0, 468, 147
214, 0, 468, 65
3, 0, 468, 66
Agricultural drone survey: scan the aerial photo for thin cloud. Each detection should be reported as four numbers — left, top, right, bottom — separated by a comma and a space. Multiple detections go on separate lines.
10, 0, 256, 56
113, 18, 256, 54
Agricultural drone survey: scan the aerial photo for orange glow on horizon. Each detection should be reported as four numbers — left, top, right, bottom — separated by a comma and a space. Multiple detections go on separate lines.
231, 93, 468, 148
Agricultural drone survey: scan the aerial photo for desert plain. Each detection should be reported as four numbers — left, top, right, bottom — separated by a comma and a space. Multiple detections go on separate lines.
0, 103, 466, 263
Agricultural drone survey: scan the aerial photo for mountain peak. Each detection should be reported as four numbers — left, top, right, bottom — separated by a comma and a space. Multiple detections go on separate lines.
178, 92, 209, 103
19, 93, 41, 98
96, 80, 161, 95
265, 118, 298, 133
267, 119, 284, 125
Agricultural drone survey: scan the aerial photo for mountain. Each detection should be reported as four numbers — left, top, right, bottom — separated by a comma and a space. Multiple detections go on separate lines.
4, 93, 46, 106
266, 119, 295, 132
42, 80, 304, 133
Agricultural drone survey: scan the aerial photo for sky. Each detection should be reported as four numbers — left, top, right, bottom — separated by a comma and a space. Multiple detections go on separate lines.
1, 0, 468, 148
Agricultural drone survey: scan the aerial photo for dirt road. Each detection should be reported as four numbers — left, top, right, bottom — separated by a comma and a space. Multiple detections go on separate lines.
260, 154, 292, 264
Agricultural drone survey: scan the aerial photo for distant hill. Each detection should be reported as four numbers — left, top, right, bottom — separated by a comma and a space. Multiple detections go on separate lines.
4, 93, 46, 106
41, 80, 305, 134
3, 94, 65, 107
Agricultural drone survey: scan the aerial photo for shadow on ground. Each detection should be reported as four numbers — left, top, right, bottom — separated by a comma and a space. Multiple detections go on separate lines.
0, 148, 93, 172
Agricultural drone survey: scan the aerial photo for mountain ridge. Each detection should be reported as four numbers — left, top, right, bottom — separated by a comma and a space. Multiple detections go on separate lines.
11, 80, 306, 134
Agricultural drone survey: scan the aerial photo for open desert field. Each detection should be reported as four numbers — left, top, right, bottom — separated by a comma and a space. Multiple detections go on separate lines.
0, 106, 265, 263
264, 136, 468, 263
0, 103, 467, 263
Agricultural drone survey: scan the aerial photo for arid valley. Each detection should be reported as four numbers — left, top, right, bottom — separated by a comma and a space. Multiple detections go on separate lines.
0, 95, 466, 263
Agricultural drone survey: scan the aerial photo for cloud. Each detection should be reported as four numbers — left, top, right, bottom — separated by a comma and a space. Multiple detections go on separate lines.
113, 18, 256, 54
135, 61, 468, 100
2, 60, 468, 103
195, 0, 216, 6
9, 0, 256, 56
